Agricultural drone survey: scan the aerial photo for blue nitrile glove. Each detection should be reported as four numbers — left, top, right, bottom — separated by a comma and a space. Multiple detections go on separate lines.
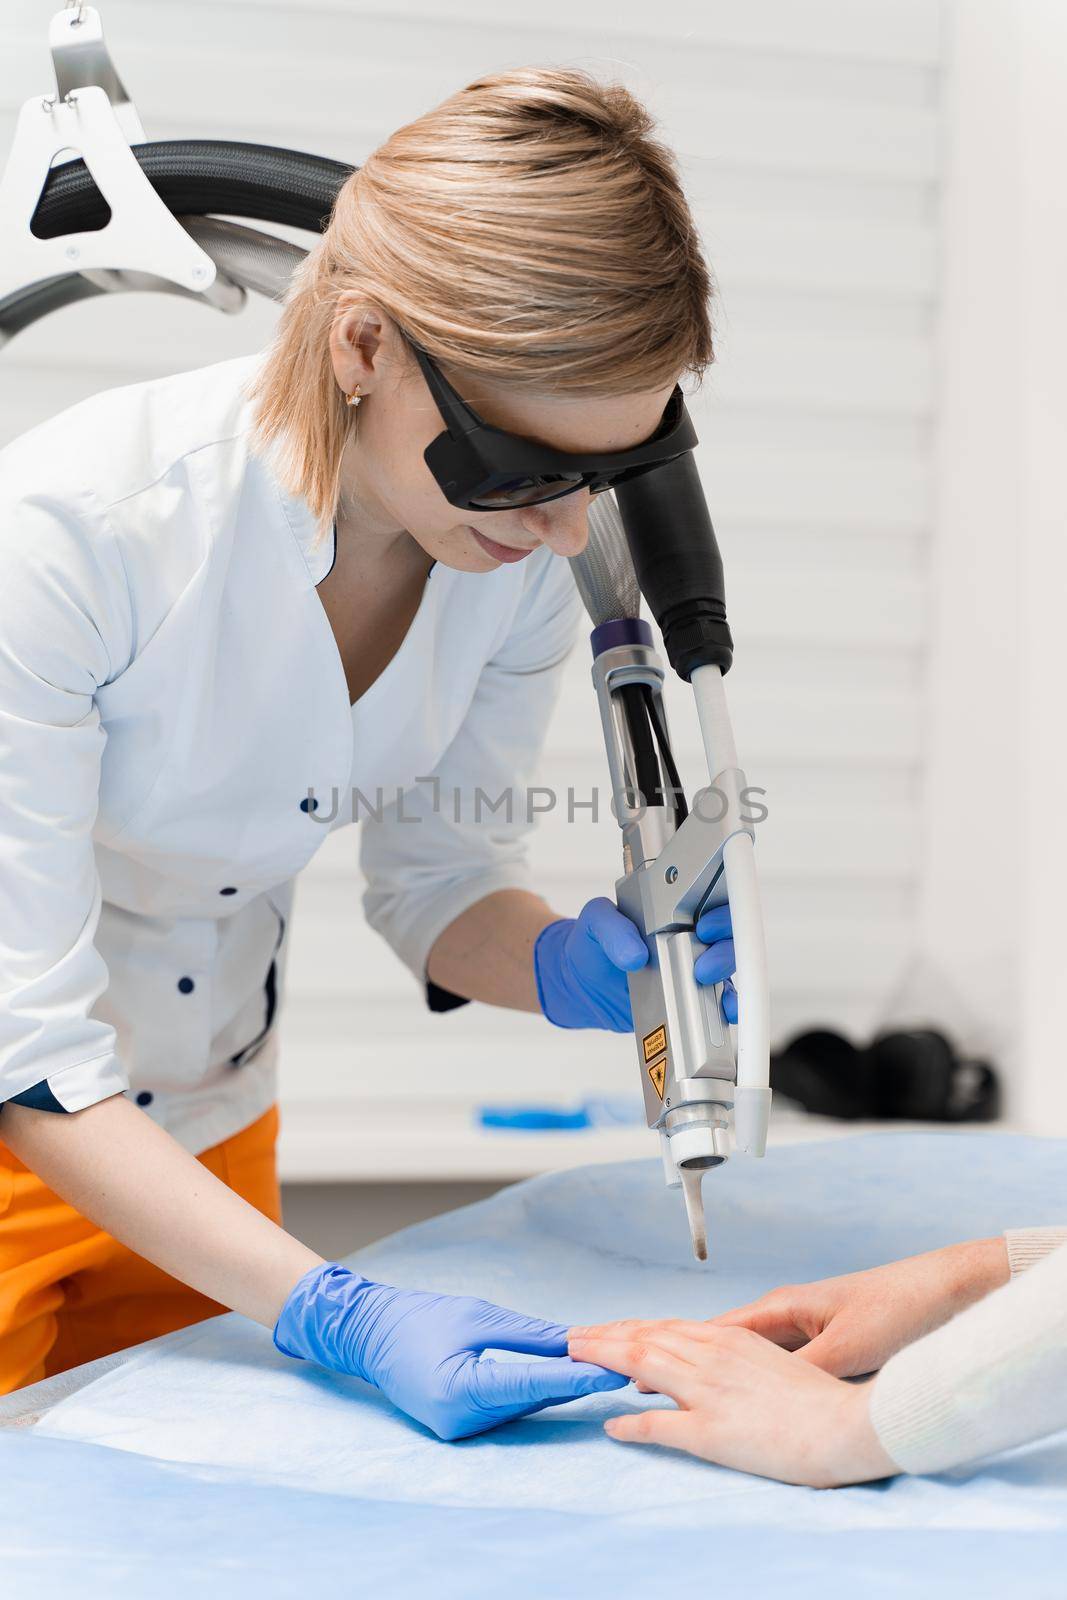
273, 1262, 628, 1441
534, 896, 739, 1032
533, 896, 649, 1031
693, 902, 738, 1024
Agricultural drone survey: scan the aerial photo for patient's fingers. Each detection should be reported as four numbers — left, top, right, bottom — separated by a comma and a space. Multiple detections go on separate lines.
568, 1335, 704, 1407
571, 1312, 816, 1361
570, 1317, 721, 1343
604, 1409, 695, 1449
789, 1326, 856, 1376
708, 1301, 811, 1349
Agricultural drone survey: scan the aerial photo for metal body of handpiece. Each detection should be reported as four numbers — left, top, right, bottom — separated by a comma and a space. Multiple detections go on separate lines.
569, 461, 770, 1260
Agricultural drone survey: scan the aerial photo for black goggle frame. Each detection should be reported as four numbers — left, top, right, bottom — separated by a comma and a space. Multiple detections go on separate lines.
409, 339, 699, 511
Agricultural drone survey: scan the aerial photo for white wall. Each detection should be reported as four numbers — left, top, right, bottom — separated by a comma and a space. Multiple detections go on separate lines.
1, 1, 954, 1176
918, 0, 1067, 1132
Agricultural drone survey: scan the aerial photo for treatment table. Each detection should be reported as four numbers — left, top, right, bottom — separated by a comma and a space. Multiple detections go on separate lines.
2, 1131, 1065, 1597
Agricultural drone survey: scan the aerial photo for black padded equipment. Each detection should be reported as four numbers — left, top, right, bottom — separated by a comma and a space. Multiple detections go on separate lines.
4, 140, 352, 338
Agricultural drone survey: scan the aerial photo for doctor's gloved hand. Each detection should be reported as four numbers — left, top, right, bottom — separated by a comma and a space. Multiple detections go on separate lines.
533, 896, 649, 1031
534, 898, 739, 1032
692, 903, 738, 1025
273, 1263, 628, 1441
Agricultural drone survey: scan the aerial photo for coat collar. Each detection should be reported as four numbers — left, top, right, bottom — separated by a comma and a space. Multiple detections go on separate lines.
257, 432, 336, 589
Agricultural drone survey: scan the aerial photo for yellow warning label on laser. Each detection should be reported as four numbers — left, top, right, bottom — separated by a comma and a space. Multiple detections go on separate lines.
642, 1025, 667, 1063
647, 1057, 667, 1099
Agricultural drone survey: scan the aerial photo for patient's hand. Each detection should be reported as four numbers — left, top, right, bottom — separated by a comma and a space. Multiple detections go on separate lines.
708, 1237, 1010, 1378
568, 1320, 896, 1487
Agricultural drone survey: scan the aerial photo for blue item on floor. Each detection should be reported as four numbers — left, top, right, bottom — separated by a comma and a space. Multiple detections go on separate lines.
477, 1095, 643, 1129
479, 1105, 593, 1129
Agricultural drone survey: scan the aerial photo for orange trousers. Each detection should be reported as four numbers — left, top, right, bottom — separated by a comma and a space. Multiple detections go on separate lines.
0, 1102, 281, 1396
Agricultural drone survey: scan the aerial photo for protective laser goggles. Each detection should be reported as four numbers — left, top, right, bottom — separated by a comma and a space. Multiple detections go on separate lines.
409, 338, 699, 511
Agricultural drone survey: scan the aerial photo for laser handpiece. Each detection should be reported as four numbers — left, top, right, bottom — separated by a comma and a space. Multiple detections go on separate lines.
568, 456, 770, 1260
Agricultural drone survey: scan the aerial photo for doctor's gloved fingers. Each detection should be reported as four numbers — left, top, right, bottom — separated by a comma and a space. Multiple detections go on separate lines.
466, 1356, 629, 1415
721, 979, 738, 1025
470, 1308, 572, 1357
693, 937, 735, 988
695, 904, 733, 945
581, 897, 649, 972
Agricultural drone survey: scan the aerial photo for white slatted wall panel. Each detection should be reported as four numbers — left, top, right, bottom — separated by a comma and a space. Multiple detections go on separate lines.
0, 1, 943, 1176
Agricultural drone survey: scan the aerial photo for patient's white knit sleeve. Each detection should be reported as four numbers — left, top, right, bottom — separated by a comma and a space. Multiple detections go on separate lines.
1004, 1225, 1067, 1276
869, 1242, 1067, 1475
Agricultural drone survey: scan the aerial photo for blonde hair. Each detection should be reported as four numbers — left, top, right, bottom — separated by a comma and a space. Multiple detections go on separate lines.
246, 66, 716, 545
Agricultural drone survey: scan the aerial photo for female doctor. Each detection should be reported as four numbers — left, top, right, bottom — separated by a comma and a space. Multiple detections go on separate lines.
0, 69, 738, 1435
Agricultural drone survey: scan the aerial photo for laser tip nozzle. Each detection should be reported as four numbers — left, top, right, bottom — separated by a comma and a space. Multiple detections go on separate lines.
680, 1166, 709, 1265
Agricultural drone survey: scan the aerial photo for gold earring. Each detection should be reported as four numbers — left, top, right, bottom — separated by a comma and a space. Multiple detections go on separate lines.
345, 385, 363, 408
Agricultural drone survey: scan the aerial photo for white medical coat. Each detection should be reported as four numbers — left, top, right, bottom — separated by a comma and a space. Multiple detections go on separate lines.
0, 352, 582, 1154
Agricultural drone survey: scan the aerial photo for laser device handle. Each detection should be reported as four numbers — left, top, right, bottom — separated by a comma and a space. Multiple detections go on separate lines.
723, 831, 770, 1154
691, 664, 771, 1156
